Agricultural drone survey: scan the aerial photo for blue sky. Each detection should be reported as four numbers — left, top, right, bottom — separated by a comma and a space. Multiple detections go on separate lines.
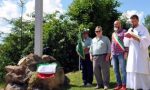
61, 0, 73, 10
61, 0, 150, 23
118, 0, 150, 17
61, 0, 150, 18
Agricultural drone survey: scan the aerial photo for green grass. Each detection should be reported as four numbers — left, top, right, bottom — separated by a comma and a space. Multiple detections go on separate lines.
0, 67, 116, 90
0, 82, 5, 90
65, 67, 116, 90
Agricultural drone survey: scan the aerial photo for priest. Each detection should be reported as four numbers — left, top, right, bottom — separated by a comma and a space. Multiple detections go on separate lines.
124, 14, 150, 89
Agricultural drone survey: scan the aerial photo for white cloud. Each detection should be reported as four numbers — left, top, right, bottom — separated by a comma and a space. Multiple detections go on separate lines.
23, 0, 35, 20
43, 0, 64, 13
0, 0, 20, 33
0, 25, 12, 33
0, 0, 64, 34
120, 10, 144, 23
23, 0, 64, 20
0, 0, 20, 19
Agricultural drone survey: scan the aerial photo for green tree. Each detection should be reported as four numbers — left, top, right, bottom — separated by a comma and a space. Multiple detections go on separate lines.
0, 0, 123, 81
5, 19, 34, 61
144, 15, 150, 32
0, 19, 34, 81
0, 12, 80, 82
43, 12, 79, 72
68, 0, 121, 37
144, 15, 150, 52
119, 13, 131, 30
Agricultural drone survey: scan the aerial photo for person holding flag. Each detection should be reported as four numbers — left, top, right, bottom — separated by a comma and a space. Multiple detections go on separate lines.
111, 20, 128, 90
76, 28, 93, 87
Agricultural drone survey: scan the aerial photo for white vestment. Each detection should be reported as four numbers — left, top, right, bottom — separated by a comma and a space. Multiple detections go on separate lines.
124, 25, 150, 90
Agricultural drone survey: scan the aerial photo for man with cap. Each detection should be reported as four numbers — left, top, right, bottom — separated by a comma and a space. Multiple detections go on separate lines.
80, 28, 93, 87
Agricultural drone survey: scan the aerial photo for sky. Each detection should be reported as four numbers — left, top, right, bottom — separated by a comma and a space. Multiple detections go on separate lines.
118, 0, 150, 22
118, 0, 150, 16
0, 0, 150, 35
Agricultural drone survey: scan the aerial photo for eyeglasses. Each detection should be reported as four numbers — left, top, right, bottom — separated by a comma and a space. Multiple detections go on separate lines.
95, 31, 101, 33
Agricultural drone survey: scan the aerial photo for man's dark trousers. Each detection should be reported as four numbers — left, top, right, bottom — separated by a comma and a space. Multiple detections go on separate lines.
81, 54, 93, 85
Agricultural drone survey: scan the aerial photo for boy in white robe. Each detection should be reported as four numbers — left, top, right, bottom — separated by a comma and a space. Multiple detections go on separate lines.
124, 14, 150, 90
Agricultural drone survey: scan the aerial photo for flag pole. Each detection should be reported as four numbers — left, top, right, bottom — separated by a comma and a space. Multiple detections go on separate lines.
79, 56, 80, 71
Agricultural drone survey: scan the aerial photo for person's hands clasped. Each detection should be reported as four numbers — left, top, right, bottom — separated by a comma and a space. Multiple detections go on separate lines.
124, 32, 132, 38
105, 54, 110, 62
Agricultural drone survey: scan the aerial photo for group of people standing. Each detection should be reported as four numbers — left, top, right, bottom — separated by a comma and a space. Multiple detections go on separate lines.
79, 15, 150, 90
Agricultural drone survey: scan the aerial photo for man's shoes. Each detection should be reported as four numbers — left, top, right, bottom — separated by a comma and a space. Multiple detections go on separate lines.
95, 84, 103, 89
114, 85, 122, 90
94, 85, 101, 89
120, 85, 127, 90
104, 86, 109, 90
86, 83, 92, 87
81, 83, 92, 87
80, 83, 86, 87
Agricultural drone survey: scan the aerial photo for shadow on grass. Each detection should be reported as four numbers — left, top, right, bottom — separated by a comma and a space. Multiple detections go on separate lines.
61, 82, 116, 90
109, 82, 116, 89
61, 84, 80, 90
91, 82, 116, 89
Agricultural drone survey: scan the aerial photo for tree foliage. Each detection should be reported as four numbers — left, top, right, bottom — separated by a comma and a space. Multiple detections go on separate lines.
68, 0, 121, 37
0, 0, 121, 81
43, 12, 79, 72
0, 12, 80, 81
0, 19, 34, 82
144, 15, 150, 32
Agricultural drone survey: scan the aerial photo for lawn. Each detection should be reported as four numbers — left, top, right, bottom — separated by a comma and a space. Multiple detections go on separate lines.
0, 67, 116, 90
64, 67, 116, 90
0, 83, 5, 90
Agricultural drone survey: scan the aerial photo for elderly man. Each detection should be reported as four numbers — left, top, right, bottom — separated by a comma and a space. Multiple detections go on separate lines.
90, 26, 111, 90
80, 29, 93, 87
124, 15, 150, 90
111, 20, 128, 90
